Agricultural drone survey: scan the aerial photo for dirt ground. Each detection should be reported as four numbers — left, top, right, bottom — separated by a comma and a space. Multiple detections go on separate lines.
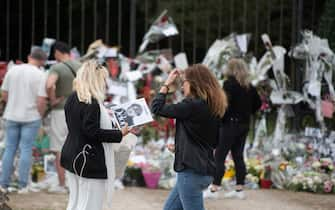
7, 187, 335, 210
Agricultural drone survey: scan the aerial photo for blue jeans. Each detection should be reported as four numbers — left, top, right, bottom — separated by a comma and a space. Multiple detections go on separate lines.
0, 120, 41, 188
163, 169, 213, 210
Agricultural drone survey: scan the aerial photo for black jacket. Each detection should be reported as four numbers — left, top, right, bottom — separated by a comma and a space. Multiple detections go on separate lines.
151, 93, 220, 176
61, 92, 122, 179
222, 77, 261, 124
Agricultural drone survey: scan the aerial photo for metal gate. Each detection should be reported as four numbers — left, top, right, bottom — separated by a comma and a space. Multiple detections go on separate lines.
0, 0, 324, 64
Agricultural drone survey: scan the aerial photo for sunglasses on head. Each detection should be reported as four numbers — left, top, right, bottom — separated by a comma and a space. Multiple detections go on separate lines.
90, 60, 104, 70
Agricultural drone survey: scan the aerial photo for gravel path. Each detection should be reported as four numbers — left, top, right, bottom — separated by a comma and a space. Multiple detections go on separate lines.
8, 187, 335, 210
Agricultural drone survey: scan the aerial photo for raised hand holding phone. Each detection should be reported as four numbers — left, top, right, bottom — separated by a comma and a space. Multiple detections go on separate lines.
165, 69, 180, 86
160, 69, 181, 94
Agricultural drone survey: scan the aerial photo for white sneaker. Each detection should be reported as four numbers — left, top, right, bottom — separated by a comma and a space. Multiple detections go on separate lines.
114, 179, 125, 190
223, 190, 246, 200
48, 185, 67, 194
28, 186, 41, 193
17, 187, 29, 194
7, 187, 18, 193
0, 186, 8, 193
203, 188, 219, 199
30, 182, 44, 191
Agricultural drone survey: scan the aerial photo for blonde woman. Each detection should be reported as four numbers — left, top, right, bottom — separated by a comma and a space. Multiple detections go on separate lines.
206, 58, 261, 199
152, 64, 227, 210
60, 60, 130, 210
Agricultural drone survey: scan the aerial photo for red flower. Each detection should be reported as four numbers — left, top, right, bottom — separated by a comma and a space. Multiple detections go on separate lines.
160, 15, 168, 23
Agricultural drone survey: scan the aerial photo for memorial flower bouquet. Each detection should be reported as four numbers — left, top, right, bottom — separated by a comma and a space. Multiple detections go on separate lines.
270, 161, 296, 189
246, 173, 260, 184
288, 171, 335, 193
320, 158, 334, 174
140, 160, 161, 173
246, 159, 264, 178
260, 165, 273, 189
311, 158, 334, 174
223, 159, 236, 180
140, 160, 161, 189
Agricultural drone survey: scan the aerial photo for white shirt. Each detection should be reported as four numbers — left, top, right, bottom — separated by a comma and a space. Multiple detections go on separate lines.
2, 63, 47, 122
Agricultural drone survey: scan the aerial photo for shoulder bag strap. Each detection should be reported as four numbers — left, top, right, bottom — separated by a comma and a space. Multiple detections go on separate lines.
62, 62, 77, 77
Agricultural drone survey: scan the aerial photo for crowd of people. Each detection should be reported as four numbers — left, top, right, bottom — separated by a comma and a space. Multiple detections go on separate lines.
0, 39, 261, 210
0, 42, 83, 194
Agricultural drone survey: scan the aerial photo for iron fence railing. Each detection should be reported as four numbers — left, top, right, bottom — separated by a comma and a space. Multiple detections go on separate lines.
0, 0, 321, 63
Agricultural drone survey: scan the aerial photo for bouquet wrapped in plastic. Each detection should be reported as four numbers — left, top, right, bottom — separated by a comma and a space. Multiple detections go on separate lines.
139, 10, 178, 53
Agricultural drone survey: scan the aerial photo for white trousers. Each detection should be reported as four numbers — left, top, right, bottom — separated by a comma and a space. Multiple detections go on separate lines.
66, 171, 106, 210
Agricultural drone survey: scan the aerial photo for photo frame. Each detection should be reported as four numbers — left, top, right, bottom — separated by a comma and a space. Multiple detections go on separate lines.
105, 98, 153, 128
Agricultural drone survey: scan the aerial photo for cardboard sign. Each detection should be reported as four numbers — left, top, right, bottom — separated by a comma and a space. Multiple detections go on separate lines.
174, 53, 189, 70
107, 79, 128, 97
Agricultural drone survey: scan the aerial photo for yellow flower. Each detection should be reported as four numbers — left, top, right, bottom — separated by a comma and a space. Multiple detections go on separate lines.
127, 160, 135, 167
279, 162, 288, 171
224, 168, 236, 179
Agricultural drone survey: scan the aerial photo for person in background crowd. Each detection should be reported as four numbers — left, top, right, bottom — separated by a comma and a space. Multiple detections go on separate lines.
0, 48, 48, 194
46, 41, 81, 193
151, 65, 227, 210
61, 60, 130, 210
204, 58, 262, 200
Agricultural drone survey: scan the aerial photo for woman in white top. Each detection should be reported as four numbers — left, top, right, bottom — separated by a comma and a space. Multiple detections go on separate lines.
61, 60, 131, 210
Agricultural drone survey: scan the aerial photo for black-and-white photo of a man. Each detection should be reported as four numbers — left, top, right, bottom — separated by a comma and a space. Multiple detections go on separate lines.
114, 103, 143, 127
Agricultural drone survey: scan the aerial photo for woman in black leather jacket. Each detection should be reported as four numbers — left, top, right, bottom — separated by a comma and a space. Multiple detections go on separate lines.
152, 64, 227, 210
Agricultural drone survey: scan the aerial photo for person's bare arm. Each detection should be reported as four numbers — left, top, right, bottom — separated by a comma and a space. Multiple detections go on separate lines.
37, 96, 47, 117
1, 72, 10, 103
46, 73, 63, 106
1, 91, 8, 103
